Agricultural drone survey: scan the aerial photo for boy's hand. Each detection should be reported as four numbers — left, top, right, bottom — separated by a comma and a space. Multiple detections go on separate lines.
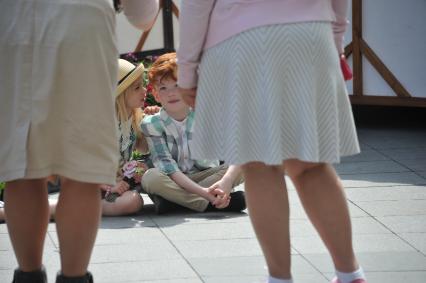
178, 87, 197, 108
209, 179, 233, 196
207, 186, 230, 209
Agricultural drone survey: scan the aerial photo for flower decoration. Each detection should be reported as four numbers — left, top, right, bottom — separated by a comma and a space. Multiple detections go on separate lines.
122, 159, 148, 187
121, 150, 151, 187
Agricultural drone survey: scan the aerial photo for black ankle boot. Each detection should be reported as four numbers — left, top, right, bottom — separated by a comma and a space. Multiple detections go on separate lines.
12, 266, 47, 283
55, 272, 93, 283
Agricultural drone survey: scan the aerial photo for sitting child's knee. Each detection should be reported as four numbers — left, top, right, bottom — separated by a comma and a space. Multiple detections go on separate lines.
141, 168, 162, 189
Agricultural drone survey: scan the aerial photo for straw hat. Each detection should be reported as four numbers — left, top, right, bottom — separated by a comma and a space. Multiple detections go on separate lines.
116, 59, 145, 97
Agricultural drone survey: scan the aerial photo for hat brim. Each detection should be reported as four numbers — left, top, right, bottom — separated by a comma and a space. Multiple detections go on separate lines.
116, 64, 145, 97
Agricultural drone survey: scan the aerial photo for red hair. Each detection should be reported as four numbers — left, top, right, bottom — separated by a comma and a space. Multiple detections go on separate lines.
148, 52, 177, 86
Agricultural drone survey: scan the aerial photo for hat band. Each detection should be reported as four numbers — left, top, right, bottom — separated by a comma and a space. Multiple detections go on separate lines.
118, 65, 137, 85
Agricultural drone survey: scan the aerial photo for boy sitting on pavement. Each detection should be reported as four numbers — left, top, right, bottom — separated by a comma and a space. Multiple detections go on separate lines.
141, 52, 246, 214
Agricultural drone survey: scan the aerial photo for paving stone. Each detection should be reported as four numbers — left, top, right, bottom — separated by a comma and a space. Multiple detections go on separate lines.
141, 279, 202, 283
377, 215, 426, 233
340, 172, 426, 188
345, 185, 426, 201
150, 212, 249, 227
99, 215, 157, 229
88, 259, 198, 282
203, 275, 267, 283
0, 233, 56, 251
0, 224, 8, 234
397, 159, 426, 171
160, 221, 256, 241
173, 238, 265, 259
379, 148, 426, 161
292, 234, 416, 254
399, 233, 426, 254
358, 271, 426, 283
357, 129, 426, 149
204, 274, 329, 283
341, 150, 389, 163
0, 248, 60, 273
355, 199, 426, 216
303, 251, 426, 273
416, 171, 426, 179
334, 160, 410, 175
291, 217, 391, 237
90, 241, 182, 264
323, 271, 426, 283
188, 256, 268, 277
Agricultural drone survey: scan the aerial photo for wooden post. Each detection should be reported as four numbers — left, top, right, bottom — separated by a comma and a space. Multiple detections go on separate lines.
344, 0, 422, 106
352, 0, 363, 97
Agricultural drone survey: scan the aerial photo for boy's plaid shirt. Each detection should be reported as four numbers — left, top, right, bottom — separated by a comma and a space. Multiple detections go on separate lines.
141, 108, 218, 175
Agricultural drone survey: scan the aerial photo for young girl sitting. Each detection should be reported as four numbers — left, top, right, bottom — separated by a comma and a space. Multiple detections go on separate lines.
99, 58, 154, 216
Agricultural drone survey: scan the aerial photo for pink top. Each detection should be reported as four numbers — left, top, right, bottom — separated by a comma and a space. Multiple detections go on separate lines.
177, 0, 349, 89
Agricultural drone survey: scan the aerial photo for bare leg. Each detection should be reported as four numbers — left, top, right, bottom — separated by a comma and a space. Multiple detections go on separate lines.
284, 159, 358, 272
55, 178, 101, 276
101, 191, 143, 216
242, 162, 291, 279
4, 179, 49, 271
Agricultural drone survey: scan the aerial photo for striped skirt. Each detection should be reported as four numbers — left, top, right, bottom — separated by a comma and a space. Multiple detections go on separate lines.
192, 22, 360, 165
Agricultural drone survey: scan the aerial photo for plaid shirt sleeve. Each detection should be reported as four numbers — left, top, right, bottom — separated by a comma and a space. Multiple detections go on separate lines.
141, 115, 180, 175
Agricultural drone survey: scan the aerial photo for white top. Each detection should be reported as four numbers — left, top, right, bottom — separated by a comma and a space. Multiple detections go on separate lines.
172, 117, 195, 173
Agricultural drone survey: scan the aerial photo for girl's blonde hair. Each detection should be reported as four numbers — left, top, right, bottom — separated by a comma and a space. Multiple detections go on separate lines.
115, 89, 144, 141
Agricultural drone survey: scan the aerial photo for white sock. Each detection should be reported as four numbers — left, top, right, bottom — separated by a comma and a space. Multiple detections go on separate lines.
268, 275, 293, 283
335, 267, 365, 283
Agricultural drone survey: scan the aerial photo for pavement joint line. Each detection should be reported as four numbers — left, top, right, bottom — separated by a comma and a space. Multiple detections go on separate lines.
375, 147, 426, 175
346, 199, 426, 256
290, 247, 331, 282
47, 230, 58, 250
147, 214, 206, 282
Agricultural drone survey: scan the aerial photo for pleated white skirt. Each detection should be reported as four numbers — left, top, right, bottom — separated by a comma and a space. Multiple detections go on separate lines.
192, 22, 360, 165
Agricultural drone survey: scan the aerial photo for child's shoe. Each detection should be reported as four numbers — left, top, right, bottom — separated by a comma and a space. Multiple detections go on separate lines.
150, 194, 185, 215
12, 266, 47, 283
331, 278, 367, 283
205, 191, 246, 212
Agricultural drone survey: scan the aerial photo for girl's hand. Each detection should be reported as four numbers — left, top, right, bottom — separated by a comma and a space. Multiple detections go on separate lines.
178, 87, 197, 108
111, 180, 130, 195
144, 105, 161, 115
99, 184, 112, 192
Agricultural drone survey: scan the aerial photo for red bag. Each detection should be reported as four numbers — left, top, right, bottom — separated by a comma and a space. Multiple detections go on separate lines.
340, 55, 353, 81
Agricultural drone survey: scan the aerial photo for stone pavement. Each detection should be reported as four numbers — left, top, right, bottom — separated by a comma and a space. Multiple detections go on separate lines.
1, 107, 425, 283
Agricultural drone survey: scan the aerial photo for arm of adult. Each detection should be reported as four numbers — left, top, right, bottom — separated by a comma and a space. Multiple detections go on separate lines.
122, 0, 159, 30
331, 0, 350, 54
177, 0, 216, 89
